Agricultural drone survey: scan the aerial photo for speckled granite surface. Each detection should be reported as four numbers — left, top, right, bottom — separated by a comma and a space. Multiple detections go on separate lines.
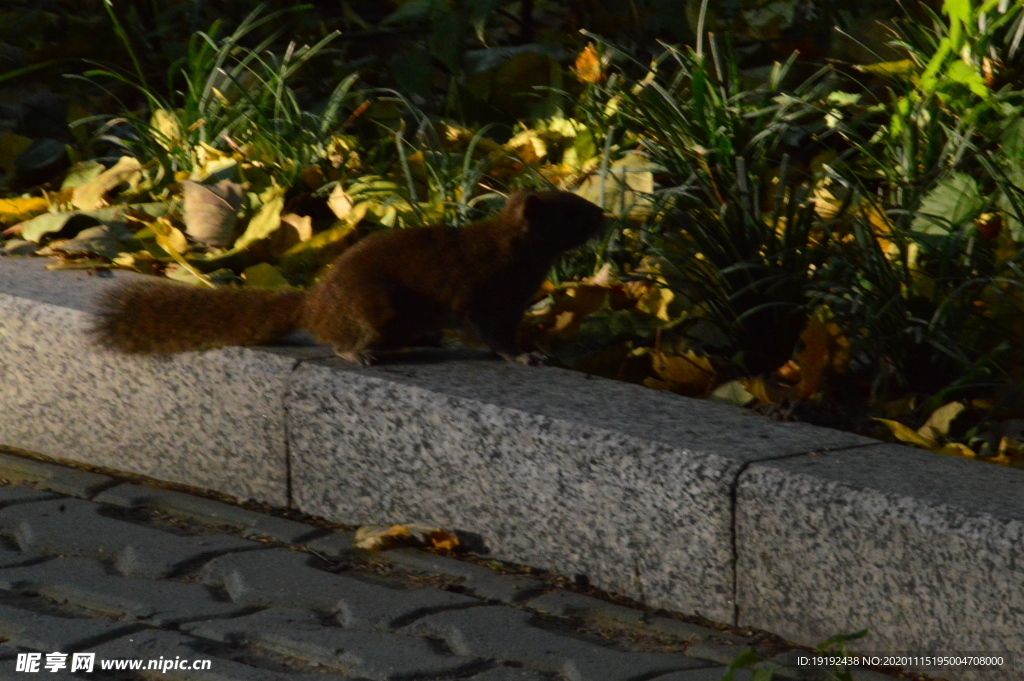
287, 358, 870, 622
0, 258, 296, 504
736, 444, 1024, 681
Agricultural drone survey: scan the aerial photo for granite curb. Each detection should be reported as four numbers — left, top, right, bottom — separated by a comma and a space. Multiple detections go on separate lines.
0, 256, 1021, 680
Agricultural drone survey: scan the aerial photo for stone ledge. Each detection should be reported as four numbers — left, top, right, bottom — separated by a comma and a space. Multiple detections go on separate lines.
737, 445, 1024, 681
0, 258, 298, 505
286, 358, 869, 621
0, 256, 1020, 680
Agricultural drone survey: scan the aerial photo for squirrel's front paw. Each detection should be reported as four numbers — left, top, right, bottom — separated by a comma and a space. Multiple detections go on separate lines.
498, 351, 549, 366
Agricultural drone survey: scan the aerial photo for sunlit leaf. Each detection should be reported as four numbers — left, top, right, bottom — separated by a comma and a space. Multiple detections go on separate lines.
854, 59, 918, 77
266, 212, 314, 258
242, 262, 292, 289
944, 59, 989, 98
60, 161, 106, 190
71, 156, 143, 211
575, 152, 657, 218
278, 220, 360, 276
741, 376, 774, 406
151, 216, 215, 287
17, 212, 79, 243
651, 349, 716, 395
191, 143, 237, 183
505, 129, 548, 165
151, 216, 189, 254
327, 184, 354, 220
711, 380, 756, 407
634, 284, 675, 322
150, 108, 183, 150
573, 44, 603, 84
873, 418, 941, 449
232, 183, 285, 252
280, 213, 313, 242
917, 401, 966, 441
0, 196, 49, 226
912, 173, 983, 234
936, 442, 977, 459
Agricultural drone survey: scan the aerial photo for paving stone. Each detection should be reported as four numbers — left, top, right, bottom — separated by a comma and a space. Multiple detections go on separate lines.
0, 453, 114, 498
382, 549, 546, 603
0, 486, 58, 506
302, 531, 356, 559
0, 498, 256, 578
684, 643, 754, 666
647, 617, 750, 644
525, 590, 748, 646
850, 671, 901, 681
771, 667, 829, 680
0, 645, 41, 678
0, 557, 249, 625
0, 601, 139, 651
467, 668, 549, 681
0, 545, 36, 569
185, 607, 483, 680
86, 629, 350, 681
405, 605, 710, 681
526, 590, 646, 626
94, 484, 318, 544
200, 548, 478, 629
652, 668, 751, 681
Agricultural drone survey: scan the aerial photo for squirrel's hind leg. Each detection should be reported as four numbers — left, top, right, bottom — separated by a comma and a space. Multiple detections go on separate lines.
303, 283, 389, 363
333, 346, 377, 365
317, 317, 382, 365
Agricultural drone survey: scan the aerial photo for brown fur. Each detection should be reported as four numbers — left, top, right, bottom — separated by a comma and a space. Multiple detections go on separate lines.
92, 191, 604, 361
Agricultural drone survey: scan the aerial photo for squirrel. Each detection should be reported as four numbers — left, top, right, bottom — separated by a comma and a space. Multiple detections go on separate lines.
92, 191, 605, 364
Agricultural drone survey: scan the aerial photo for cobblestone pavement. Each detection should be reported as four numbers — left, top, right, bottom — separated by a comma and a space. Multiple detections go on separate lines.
0, 450, 910, 681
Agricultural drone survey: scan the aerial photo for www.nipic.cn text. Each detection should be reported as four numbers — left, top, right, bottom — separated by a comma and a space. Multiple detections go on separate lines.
15, 652, 213, 673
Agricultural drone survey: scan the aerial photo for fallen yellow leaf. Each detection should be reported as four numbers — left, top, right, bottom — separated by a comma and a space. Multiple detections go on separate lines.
652, 350, 716, 396
917, 401, 965, 442
741, 376, 774, 406
353, 524, 460, 552
71, 156, 143, 211
873, 418, 940, 449
327, 184, 354, 220
0, 196, 49, 226
935, 442, 976, 459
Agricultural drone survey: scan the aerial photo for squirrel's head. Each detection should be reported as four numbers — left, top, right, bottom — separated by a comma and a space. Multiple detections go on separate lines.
505, 191, 605, 252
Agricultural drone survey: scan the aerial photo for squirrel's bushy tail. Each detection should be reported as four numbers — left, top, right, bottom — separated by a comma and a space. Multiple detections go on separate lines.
92, 281, 305, 354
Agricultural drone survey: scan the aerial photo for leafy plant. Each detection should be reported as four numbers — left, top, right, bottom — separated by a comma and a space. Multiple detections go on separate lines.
82, 3, 359, 191
582, 18, 843, 374
812, 0, 1024, 402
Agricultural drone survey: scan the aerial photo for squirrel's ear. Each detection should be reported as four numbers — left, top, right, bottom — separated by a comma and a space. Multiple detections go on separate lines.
505, 192, 542, 230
